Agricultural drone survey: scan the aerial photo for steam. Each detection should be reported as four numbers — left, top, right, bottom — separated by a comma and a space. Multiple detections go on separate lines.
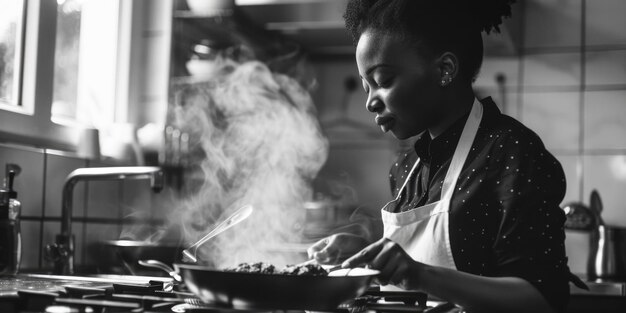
170, 56, 329, 268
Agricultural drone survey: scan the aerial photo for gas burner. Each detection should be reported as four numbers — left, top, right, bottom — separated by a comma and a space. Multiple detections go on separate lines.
2, 275, 449, 313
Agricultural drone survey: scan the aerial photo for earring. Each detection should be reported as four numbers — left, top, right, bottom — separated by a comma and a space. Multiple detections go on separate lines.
441, 72, 452, 86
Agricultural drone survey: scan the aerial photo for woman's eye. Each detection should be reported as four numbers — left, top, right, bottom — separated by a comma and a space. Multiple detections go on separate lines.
375, 76, 393, 88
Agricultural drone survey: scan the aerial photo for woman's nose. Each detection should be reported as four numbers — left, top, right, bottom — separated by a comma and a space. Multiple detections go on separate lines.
366, 96, 384, 113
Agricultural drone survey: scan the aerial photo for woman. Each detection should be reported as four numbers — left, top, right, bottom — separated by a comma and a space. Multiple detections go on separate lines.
307, 1, 580, 312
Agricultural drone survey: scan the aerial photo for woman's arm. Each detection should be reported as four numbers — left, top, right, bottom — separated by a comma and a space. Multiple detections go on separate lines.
418, 263, 554, 313
343, 238, 555, 313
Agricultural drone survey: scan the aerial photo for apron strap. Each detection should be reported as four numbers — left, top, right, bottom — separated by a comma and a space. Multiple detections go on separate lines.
388, 98, 483, 206
441, 99, 483, 198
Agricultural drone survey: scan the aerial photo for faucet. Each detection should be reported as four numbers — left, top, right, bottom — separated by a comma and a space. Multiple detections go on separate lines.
46, 166, 164, 274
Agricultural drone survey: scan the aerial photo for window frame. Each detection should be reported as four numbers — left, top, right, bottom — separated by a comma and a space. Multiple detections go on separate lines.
0, 0, 26, 110
0, 0, 170, 153
0, 0, 76, 150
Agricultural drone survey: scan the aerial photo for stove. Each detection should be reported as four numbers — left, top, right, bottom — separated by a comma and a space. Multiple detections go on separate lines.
1, 274, 452, 313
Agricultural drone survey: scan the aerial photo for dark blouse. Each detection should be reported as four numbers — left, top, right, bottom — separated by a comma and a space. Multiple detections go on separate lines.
388, 97, 570, 312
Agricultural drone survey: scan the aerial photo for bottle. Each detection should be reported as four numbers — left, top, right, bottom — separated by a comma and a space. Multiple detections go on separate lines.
0, 170, 21, 275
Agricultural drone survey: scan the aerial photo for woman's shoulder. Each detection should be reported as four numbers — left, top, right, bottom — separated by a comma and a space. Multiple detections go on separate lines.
479, 98, 550, 156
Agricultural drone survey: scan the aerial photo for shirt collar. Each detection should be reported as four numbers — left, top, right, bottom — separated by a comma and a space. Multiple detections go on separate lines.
413, 102, 473, 162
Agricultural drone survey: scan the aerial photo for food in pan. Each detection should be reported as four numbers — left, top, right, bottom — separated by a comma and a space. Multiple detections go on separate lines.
279, 263, 328, 276
224, 261, 328, 276
224, 262, 277, 274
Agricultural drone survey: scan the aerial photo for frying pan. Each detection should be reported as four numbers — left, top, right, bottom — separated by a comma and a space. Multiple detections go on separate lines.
173, 263, 379, 311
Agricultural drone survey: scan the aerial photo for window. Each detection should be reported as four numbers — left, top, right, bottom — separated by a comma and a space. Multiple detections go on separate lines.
52, 0, 120, 128
0, 0, 25, 109
0, 0, 170, 152
0, 0, 127, 150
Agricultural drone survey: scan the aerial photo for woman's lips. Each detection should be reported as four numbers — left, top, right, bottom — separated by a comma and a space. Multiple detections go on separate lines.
375, 116, 395, 133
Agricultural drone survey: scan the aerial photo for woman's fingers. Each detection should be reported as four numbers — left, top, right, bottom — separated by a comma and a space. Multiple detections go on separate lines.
371, 242, 404, 284
342, 237, 387, 268
307, 233, 370, 264
343, 239, 416, 289
307, 237, 329, 259
308, 235, 344, 264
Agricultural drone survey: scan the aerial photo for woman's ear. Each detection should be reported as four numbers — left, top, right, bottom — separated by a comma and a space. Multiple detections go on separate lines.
437, 52, 458, 87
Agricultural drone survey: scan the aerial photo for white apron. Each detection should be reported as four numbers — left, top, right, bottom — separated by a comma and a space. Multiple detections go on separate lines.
381, 98, 483, 282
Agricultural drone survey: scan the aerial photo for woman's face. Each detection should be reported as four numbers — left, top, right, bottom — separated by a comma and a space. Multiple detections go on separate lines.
356, 29, 443, 140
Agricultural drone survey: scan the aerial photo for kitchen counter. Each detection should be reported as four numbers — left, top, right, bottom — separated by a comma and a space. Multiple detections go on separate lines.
0, 273, 172, 297
571, 280, 626, 296
568, 280, 626, 313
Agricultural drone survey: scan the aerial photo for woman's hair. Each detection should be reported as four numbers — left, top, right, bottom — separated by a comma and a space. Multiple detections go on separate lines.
344, 0, 515, 82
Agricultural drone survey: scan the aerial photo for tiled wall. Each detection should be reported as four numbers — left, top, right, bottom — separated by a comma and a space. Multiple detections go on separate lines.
0, 143, 168, 273
311, 0, 626, 276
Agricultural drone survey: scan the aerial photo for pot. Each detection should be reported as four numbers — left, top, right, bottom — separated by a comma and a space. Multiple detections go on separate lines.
98, 240, 183, 275
588, 225, 626, 281
565, 190, 626, 281
174, 263, 378, 311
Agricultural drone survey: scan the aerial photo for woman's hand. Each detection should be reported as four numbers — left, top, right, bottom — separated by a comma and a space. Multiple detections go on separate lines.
307, 233, 369, 264
342, 238, 423, 290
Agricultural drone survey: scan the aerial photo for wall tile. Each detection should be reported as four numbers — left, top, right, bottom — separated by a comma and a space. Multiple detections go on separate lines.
85, 161, 122, 219
583, 91, 626, 150
564, 230, 589, 276
474, 57, 520, 89
121, 180, 153, 219
83, 223, 121, 268
44, 152, 87, 217
521, 92, 580, 151
586, 0, 626, 46
475, 89, 521, 120
524, 0, 582, 48
582, 155, 626, 227
20, 220, 41, 271
312, 60, 371, 124
585, 50, 626, 86
0, 145, 45, 217
556, 154, 583, 206
86, 181, 122, 219
522, 53, 581, 88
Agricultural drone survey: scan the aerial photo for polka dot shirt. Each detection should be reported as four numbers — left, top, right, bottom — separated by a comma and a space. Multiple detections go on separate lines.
387, 97, 571, 313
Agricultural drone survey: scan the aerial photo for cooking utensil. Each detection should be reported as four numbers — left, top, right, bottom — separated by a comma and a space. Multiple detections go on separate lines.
181, 204, 254, 263
174, 263, 379, 311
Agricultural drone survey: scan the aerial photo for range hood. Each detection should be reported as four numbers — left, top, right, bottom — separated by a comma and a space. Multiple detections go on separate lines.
234, 0, 522, 56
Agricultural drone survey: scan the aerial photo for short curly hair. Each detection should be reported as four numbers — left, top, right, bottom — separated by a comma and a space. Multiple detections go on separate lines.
344, 0, 515, 82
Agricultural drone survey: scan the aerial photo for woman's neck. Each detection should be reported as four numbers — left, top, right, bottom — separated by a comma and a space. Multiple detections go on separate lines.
428, 83, 476, 138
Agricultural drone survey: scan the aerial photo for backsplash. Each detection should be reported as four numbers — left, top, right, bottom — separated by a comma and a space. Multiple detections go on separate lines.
0, 143, 168, 273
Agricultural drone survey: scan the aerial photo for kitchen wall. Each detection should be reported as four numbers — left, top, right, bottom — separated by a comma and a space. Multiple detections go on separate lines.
0, 143, 173, 272
310, 0, 626, 276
